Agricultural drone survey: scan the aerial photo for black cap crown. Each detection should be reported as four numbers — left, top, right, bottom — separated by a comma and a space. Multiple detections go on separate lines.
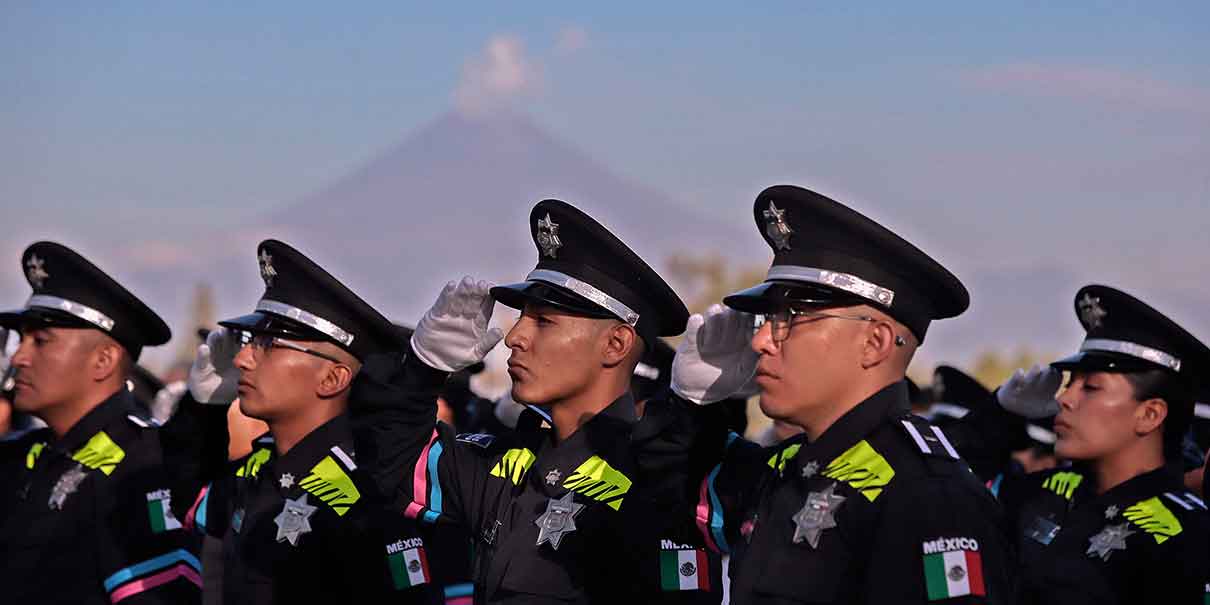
723, 185, 969, 342
218, 240, 398, 362
0, 242, 170, 360
1052, 285, 1210, 388
490, 199, 689, 346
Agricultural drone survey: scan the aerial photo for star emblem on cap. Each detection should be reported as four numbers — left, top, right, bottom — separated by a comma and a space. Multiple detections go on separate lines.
259, 250, 277, 287
536, 213, 562, 258
1078, 292, 1107, 329
762, 201, 794, 251
534, 491, 584, 550
791, 481, 846, 548
279, 473, 295, 489
1086, 522, 1133, 561
25, 254, 49, 288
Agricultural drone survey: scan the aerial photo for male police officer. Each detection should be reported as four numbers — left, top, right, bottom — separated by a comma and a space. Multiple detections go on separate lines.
669, 186, 1015, 603
357, 199, 719, 603
181, 240, 441, 604
0, 241, 201, 604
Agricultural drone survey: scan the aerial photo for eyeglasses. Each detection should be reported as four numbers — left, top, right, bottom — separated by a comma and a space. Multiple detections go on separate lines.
763, 308, 877, 344
240, 332, 345, 364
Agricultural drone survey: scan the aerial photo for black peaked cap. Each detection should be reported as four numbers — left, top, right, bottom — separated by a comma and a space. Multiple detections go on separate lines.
490, 199, 689, 346
1052, 285, 1210, 400
0, 241, 170, 360
723, 185, 969, 343
218, 240, 399, 362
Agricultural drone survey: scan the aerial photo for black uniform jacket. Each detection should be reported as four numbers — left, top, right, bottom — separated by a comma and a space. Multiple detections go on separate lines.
700, 381, 1016, 604
184, 412, 442, 604
0, 389, 202, 604
999, 464, 1209, 604
354, 351, 717, 605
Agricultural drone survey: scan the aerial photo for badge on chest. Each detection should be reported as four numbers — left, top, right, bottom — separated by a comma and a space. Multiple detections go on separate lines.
535, 492, 585, 550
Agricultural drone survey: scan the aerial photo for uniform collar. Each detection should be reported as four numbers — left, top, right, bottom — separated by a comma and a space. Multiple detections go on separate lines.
271, 413, 356, 488
54, 388, 135, 454
1075, 464, 1184, 510
546, 392, 637, 455
790, 380, 910, 476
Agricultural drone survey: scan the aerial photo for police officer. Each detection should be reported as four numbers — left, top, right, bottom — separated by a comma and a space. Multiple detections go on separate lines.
180, 240, 441, 604
987, 286, 1210, 604
357, 198, 721, 603
668, 185, 1015, 603
0, 241, 202, 604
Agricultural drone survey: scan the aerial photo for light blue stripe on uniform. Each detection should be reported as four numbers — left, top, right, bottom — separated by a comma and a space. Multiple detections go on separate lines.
103, 549, 202, 592
195, 483, 211, 530
444, 582, 474, 598
424, 441, 444, 524
706, 465, 730, 554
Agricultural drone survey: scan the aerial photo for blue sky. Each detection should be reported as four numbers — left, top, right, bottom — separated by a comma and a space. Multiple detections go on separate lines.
2, 2, 1208, 350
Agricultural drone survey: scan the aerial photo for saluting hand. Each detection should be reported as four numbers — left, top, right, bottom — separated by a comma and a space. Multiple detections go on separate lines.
411, 276, 505, 372
188, 327, 242, 405
996, 363, 1062, 419
671, 304, 759, 404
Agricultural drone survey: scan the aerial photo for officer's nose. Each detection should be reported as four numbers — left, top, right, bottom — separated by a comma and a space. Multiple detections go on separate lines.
752, 321, 777, 356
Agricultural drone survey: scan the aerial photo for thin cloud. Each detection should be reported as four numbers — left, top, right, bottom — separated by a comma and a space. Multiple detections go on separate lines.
554, 25, 589, 56
964, 63, 1210, 116
453, 34, 543, 116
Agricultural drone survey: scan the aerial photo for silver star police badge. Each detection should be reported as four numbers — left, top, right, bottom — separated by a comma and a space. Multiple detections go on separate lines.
25, 254, 49, 288
274, 493, 317, 546
279, 473, 295, 489
534, 491, 584, 550
545, 468, 562, 486
762, 201, 794, 251
258, 250, 277, 287
48, 464, 88, 510
536, 213, 562, 258
791, 481, 846, 548
1086, 522, 1133, 561
1078, 293, 1107, 329
801, 460, 820, 479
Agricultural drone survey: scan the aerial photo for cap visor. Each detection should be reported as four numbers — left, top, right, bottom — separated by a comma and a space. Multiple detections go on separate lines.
218, 312, 328, 341
0, 307, 95, 331
723, 280, 867, 314
490, 281, 614, 319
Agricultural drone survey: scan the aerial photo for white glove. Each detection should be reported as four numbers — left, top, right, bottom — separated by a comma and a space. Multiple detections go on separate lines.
671, 304, 759, 404
996, 363, 1062, 419
411, 277, 505, 373
188, 328, 242, 405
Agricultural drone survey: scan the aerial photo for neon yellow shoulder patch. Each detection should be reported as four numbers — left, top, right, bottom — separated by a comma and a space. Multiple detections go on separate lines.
299, 455, 361, 517
1123, 497, 1183, 544
490, 448, 536, 485
767, 443, 802, 474
563, 455, 632, 511
236, 447, 272, 478
26, 442, 46, 470
72, 431, 126, 475
1041, 471, 1084, 501
822, 439, 895, 502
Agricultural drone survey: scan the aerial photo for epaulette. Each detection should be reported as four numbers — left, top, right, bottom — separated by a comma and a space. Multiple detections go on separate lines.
456, 433, 497, 449
126, 412, 160, 428
898, 414, 960, 460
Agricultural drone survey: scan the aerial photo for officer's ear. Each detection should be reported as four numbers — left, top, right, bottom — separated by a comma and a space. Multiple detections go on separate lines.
601, 321, 638, 369
1133, 397, 1168, 437
84, 332, 126, 384
316, 362, 357, 398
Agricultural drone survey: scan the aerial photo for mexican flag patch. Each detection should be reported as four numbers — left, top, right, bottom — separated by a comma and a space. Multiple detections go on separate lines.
659, 542, 709, 591
146, 489, 182, 534
922, 537, 985, 600
386, 539, 430, 589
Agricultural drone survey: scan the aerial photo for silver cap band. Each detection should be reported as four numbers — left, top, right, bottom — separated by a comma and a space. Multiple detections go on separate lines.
526, 269, 640, 326
766, 265, 895, 307
256, 299, 354, 346
1080, 338, 1181, 372
26, 294, 116, 332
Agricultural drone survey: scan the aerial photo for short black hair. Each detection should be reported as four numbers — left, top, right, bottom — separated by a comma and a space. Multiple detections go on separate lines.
1122, 368, 1194, 460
